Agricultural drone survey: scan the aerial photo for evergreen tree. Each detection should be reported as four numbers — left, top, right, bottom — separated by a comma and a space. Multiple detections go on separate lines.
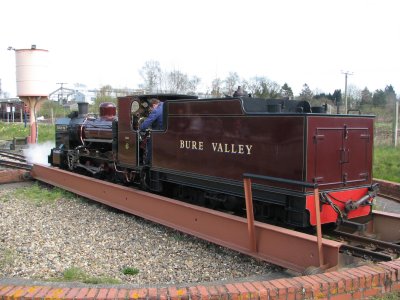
384, 85, 396, 107
361, 87, 372, 105
332, 89, 342, 106
372, 89, 386, 106
280, 83, 293, 98
299, 84, 313, 101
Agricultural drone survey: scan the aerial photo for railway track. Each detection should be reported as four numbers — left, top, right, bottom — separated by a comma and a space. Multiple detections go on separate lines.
328, 230, 400, 262
374, 178, 400, 203
0, 150, 32, 170
377, 192, 400, 203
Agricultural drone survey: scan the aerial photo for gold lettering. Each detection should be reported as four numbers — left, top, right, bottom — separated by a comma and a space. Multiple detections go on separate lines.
224, 143, 230, 153
231, 144, 237, 154
185, 141, 251, 154
180, 140, 204, 151
246, 145, 253, 155
238, 144, 244, 154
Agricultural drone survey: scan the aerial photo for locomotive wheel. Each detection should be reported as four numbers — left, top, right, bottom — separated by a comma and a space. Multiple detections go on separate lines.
140, 167, 150, 190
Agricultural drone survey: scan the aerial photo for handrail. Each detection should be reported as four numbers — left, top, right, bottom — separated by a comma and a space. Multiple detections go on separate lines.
243, 173, 317, 189
242, 173, 325, 268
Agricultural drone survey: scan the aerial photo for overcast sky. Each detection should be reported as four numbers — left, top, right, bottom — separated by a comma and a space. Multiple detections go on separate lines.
0, 0, 399, 97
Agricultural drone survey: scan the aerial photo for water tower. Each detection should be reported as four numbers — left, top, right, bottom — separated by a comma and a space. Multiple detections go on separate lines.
13, 45, 49, 144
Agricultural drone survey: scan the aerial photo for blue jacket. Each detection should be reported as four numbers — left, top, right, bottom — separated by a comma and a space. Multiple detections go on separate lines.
140, 102, 164, 130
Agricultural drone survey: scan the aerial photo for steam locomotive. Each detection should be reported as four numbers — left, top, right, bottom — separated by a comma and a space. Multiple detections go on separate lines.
49, 94, 378, 228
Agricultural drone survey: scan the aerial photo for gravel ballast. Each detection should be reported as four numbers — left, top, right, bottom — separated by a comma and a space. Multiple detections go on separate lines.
0, 181, 282, 286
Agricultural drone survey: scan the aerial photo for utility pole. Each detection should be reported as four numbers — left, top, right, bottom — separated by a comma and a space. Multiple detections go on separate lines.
341, 71, 353, 114
394, 99, 399, 147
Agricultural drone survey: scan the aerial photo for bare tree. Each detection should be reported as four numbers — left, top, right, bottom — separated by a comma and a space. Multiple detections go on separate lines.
211, 78, 223, 97
163, 70, 200, 94
247, 77, 281, 98
139, 60, 162, 93
347, 84, 361, 108
166, 70, 186, 93
187, 76, 201, 95
224, 72, 240, 96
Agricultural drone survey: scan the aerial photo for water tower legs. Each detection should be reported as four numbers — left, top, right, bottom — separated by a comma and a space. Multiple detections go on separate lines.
29, 103, 36, 144
21, 97, 47, 144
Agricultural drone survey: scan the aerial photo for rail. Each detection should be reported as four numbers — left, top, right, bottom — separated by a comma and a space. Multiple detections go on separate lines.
242, 173, 325, 269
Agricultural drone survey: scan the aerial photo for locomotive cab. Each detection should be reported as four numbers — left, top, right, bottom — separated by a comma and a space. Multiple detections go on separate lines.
117, 94, 198, 168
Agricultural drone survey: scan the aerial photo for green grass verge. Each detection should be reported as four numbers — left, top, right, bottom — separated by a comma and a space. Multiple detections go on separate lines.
374, 146, 400, 183
56, 266, 121, 284
0, 121, 54, 143
13, 182, 76, 206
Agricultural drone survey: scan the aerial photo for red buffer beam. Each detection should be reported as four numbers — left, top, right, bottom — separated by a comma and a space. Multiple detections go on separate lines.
31, 164, 342, 273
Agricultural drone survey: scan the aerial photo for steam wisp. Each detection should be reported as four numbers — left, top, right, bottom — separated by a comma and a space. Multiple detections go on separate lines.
23, 141, 55, 166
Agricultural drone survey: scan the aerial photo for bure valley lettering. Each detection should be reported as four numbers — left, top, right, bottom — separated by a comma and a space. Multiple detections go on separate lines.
179, 140, 253, 155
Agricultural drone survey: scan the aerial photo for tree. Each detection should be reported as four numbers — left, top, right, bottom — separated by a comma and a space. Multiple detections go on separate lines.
165, 70, 188, 93
332, 89, 342, 106
38, 100, 67, 118
247, 77, 280, 98
163, 70, 200, 94
280, 83, 293, 99
187, 76, 201, 95
91, 85, 116, 113
360, 87, 372, 105
372, 89, 386, 107
224, 72, 240, 96
299, 84, 313, 101
384, 85, 396, 107
347, 84, 361, 108
139, 60, 162, 93
211, 78, 223, 97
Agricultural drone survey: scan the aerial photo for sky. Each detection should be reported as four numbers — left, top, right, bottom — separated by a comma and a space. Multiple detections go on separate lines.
0, 0, 399, 97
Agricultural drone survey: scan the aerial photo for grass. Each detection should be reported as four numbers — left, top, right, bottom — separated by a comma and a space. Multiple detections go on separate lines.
373, 146, 400, 182
372, 292, 400, 299
0, 191, 11, 202
122, 267, 140, 276
13, 182, 76, 206
0, 121, 54, 143
0, 248, 15, 268
57, 267, 121, 284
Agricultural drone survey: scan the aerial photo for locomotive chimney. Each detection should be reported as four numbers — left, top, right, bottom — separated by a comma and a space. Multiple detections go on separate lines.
78, 102, 89, 117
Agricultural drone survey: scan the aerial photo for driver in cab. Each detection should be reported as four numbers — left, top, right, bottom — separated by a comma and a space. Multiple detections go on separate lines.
140, 98, 164, 131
